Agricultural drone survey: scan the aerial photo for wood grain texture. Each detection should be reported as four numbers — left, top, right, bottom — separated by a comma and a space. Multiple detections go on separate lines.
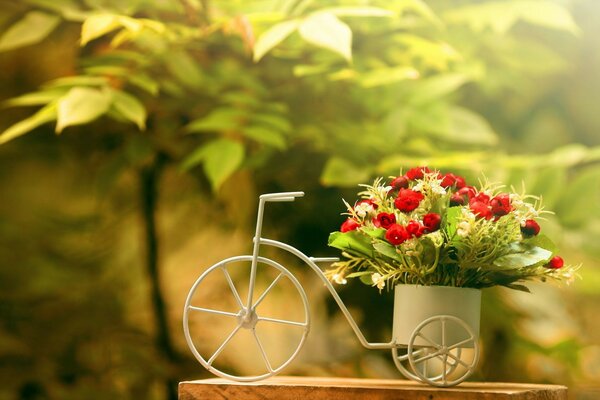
179, 376, 567, 400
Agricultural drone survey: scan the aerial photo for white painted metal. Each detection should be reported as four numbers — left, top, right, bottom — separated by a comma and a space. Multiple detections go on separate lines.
183, 192, 483, 386
183, 255, 310, 382
407, 315, 480, 387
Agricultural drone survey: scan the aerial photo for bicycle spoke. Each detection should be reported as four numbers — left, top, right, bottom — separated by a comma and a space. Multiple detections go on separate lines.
416, 332, 441, 349
252, 329, 273, 372
253, 273, 283, 310
413, 350, 443, 364
446, 351, 471, 369
442, 318, 446, 347
221, 267, 244, 309
207, 324, 242, 366
447, 336, 475, 351
258, 316, 307, 327
188, 306, 238, 318
442, 353, 448, 383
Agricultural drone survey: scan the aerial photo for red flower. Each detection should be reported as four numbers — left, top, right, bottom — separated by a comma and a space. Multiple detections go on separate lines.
390, 176, 409, 190
356, 198, 378, 210
521, 219, 541, 237
472, 192, 491, 204
546, 256, 564, 269
490, 194, 512, 216
440, 173, 457, 188
449, 193, 465, 206
385, 224, 410, 245
423, 213, 442, 232
406, 220, 424, 237
395, 189, 424, 212
458, 186, 476, 200
470, 201, 492, 219
405, 166, 431, 180
340, 218, 360, 233
373, 212, 396, 229
454, 175, 467, 189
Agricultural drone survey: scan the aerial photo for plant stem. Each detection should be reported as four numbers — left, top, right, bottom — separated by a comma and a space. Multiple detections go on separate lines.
140, 153, 177, 400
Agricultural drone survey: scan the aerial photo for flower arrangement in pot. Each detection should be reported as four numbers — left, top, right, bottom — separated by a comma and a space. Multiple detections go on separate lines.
325, 166, 577, 386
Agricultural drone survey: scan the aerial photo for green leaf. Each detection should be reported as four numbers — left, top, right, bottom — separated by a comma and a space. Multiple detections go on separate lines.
252, 113, 292, 133
443, 206, 463, 239
524, 234, 558, 255
328, 231, 375, 258
323, 7, 395, 17
3, 89, 66, 107
127, 74, 159, 96
555, 166, 600, 226
445, 106, 498, 146
185, 109, 246, 133
493, 245, 553, 269
80, 14, 121, 46
253, 19, 300, 62
109, 89, 146, 130
363, 228, 386, 239
56, 87, 112, 133
299, 12, 352, 62
0, 11, 61, 52
320, 157, 371, 187
181, 139, 245, 191
165, 50, 205, 89
346, 271, 373, 278
359, 67, 420, 88
0, 103, 57, 145
242, 126, 286, 150
444, 1, 579, 36
408, 74, 469, 105
43, 75, 109, 88
373, 241, 402, 261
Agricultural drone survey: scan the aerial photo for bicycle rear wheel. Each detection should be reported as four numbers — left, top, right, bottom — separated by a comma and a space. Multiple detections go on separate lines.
183, 255, 310, 381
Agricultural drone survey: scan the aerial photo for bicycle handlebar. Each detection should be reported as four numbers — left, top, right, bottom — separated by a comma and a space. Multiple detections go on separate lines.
260, 192, 305, 202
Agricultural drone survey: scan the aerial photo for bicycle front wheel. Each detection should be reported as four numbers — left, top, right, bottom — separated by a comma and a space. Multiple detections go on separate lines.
183, 255, 310, 381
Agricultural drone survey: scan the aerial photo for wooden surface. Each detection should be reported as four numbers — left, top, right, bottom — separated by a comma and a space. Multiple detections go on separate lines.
179, 376, 568, 400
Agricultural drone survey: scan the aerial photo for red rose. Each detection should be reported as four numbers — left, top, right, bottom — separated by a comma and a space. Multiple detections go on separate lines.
521, 219, 541, 237
470, 201, 492, 219
340, 218, 360, 232
546, 256, 564, 269
390, 176, 409, 190
373, 212, 396, 229
385, 223, 410, 245
490, 193, 512, 216
440, 173, 456, 188
472, 192, 490, 204
394, 188, 424, 213
454, 175, 467, 189
405, 166, 431, 180
356, 198, 378, 210
406, 220, 424, 237
423, 213, 442, 232
449, 193, 465, 206
458, 186, 476, 199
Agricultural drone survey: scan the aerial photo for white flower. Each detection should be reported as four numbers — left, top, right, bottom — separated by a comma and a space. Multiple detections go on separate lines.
332, 273, 347, 285
430, 181, 447, 195
457, 221, 471, 237
371, 273, 385, 290
355, 202, 374, 218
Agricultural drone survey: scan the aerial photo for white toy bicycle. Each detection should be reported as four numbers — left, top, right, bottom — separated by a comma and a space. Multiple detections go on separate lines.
183, 192, 480, 387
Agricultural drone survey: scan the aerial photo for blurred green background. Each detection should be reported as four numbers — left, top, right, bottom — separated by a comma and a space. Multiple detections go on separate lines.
0, 0, 599, 399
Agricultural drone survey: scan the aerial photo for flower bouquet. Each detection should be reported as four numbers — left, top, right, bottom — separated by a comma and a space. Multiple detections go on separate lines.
325, 167, 578, 385
326, 166, 576, 292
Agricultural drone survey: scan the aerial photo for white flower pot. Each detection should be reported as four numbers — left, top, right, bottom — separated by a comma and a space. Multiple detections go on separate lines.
392, 284, 481, 347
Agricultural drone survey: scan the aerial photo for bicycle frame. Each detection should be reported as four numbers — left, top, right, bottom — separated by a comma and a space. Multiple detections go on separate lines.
248, 192, 397, 350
